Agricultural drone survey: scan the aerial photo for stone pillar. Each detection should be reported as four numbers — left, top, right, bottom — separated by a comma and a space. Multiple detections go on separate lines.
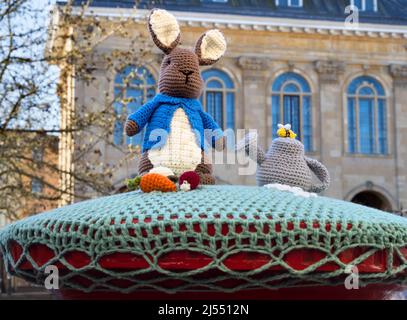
237, 57, 269, 146
314, 60, 345, 198
390, 64, 407, 211
237, 56, 269, 185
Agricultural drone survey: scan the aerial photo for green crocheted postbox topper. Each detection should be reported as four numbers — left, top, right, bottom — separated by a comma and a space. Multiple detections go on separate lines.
0, 186, 406, 293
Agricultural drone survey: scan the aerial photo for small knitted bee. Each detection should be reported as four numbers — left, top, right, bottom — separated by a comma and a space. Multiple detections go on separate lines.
277, 124, 297, 139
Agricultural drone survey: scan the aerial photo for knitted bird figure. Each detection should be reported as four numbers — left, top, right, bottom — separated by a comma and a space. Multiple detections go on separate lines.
125, 9, 226, 193
277, 124, 297, 139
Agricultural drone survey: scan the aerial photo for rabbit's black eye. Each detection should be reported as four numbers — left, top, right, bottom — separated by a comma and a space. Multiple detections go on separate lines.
166, 58, 171, 65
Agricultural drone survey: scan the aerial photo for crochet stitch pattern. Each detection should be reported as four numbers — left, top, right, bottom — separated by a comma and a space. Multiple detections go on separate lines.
148, 108, 202, 175
242, 133, 330, 192
1, 186, 406, 293
127, 94, 222, 153
258, 138, 329, 192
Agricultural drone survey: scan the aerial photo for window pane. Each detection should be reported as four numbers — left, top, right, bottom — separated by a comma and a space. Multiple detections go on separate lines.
378, 99, 387, 154
348, 76, 385, 96
226, 92, 235, 130
277, 0, 289, 6
202, 69, 235, 131
31, 178, 43, 194
347, 76, 387, 155
290, 0, 301, 6
126, 88, 143, 114
272, 72, 310, 93
283, 83, 300, 93
359, 98, 375, 154
353, 0, 362, 9
215, 92, 223, 127
271, 95, 280, 139
347, 98, 357, 153
32, 148, 43, 163
359, 86, 375, 96
114, 66, 156, 146
202, 69, 234, 88
303, 96, 312, 152
113, 102, 124, 145
365, 0, 376, 11
207, 79, 223, 89
114, 87, 125, 100
291, 96, 301, 139
147, 87, 156, 100
283, 95, 301, 139
206, 92, 214, 119
206, 91, 224, 129
114, 120, 124, 145
271, 72, 312, 146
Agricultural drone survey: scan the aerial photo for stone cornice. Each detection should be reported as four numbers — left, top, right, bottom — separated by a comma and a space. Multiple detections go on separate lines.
237, 56, 268, 71
390, 64, 407, 79
315, 60, 345, 82
65, 7, 407, 40
390, 64, 407, 85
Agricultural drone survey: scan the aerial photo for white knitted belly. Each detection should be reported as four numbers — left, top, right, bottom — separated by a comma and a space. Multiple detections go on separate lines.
148, 108, 202, 175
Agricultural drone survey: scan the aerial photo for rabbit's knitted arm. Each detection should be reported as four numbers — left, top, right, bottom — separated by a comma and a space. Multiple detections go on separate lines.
200, 111, 225, 150
125, 100, 157, 136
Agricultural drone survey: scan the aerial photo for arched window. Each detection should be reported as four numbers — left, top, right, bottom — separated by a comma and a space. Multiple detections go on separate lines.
271, 72, 312, 151
113, 66, 156, 146
201, 69, 236, 130
346, 76, 387, 155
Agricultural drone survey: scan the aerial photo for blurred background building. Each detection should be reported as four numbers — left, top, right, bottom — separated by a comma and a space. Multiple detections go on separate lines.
48, 0, 407, 213
0, 132, 59, 297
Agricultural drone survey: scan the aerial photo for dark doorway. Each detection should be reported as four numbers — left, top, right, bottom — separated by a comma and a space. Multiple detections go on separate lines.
351, 191, 391, 211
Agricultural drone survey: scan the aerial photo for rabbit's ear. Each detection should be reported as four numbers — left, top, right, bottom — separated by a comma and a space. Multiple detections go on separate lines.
148, 9, 180, 54
195, 30, 227, 66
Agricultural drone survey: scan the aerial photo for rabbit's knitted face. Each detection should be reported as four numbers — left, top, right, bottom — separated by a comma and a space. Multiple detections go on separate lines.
159, 48, 203, 99
148, 9, 227, 99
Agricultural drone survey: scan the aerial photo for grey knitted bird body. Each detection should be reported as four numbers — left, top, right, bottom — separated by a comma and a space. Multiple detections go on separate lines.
241, 135, 330, 193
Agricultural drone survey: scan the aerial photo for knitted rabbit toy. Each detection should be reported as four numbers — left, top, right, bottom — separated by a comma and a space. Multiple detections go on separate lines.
125, 9, 226, 192
240, 124, 330, 193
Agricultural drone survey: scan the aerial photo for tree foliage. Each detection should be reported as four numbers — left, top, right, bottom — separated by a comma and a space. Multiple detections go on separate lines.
0, 0, 149, 221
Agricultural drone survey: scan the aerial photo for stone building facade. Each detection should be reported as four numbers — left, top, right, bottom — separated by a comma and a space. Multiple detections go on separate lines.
50, 0, 407, 212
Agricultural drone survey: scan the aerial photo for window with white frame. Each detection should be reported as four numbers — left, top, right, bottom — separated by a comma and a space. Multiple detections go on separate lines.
200, 69, 236, 130
276, 0, 303, 7
346, 76, 387, 155
351, 0, 378, 12
113, 66, 157, 146
271, 72, 313, 152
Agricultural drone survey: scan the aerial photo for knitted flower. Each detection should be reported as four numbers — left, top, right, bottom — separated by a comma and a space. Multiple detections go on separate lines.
125, 176, 141, 191
179, 171, 200, 190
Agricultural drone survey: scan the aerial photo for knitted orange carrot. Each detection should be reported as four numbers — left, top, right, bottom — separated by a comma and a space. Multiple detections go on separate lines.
139, 173, 177, 193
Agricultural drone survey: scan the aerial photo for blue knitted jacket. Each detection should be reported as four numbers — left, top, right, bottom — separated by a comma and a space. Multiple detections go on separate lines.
127, 93, 223, 152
